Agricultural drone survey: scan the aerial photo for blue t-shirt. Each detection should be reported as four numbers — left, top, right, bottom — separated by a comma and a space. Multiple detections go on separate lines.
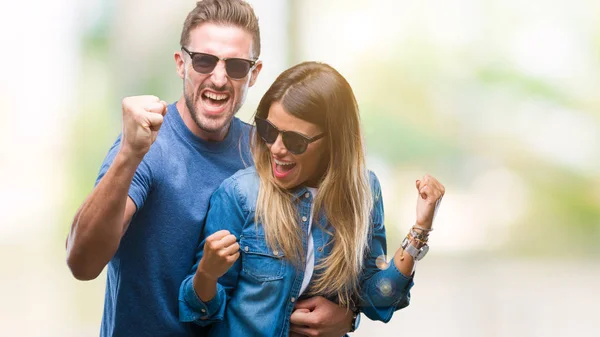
95, 103, 253, 337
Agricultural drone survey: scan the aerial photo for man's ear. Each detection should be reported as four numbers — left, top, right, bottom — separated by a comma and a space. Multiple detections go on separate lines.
174, 51, 186, 79
249, 60, 263, 87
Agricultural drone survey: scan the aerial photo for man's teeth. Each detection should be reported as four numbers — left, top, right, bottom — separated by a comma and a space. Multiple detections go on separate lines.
204, 92, 229, 100
275, 159, 295, 166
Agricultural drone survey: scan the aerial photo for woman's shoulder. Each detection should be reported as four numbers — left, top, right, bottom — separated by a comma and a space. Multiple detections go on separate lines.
367, 170, 381, 192
216, 166, 260, 209
226, 166, 259, 187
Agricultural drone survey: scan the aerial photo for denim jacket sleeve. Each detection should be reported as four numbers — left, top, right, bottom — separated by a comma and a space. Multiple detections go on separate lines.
178, 177, 245, 326
358, 172, 414, 323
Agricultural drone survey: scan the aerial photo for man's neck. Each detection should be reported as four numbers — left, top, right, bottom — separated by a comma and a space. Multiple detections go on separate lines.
176, 99, 230, 142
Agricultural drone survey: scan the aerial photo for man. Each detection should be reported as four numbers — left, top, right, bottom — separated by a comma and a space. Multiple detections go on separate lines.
66, 1, 355, 336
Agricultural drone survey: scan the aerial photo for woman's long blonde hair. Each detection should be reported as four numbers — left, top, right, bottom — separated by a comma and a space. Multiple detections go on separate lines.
252, 62, 373, 307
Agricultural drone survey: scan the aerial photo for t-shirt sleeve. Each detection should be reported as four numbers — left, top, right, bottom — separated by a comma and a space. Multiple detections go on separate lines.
94, 134, 153, 212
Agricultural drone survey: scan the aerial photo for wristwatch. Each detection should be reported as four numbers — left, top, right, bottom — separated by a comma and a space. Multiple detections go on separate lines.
349, 309, 361, 333
401, 236, 429, 261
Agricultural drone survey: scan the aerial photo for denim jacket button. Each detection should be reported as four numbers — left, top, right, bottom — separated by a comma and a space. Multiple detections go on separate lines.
201, 309, 206, 313
273, 250, 279, 256
244, 246, 249, 252
302, 216, 308, 222
290, 297, 296, 303
304, 192, 310, 199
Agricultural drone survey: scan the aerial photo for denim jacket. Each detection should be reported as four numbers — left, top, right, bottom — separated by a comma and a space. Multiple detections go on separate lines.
179, 167, 414, 337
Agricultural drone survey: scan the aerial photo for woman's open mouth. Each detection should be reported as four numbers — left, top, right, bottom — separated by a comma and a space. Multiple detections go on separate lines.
273, 158, 296, 178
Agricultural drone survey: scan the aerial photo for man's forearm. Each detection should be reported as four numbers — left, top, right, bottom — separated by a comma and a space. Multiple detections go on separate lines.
66, 150, 141, 280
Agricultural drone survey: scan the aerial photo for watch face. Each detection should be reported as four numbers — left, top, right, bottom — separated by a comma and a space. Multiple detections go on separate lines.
401, 237, 409, 248
417, 244, 429, 260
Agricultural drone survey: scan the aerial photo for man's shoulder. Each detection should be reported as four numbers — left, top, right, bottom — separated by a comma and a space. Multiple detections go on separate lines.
232, 117, 254, 142
235, 117, 254, 133
142, 109, 183, 161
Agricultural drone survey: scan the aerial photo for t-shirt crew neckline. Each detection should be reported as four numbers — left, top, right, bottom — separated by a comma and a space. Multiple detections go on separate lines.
167, 102, 242, 154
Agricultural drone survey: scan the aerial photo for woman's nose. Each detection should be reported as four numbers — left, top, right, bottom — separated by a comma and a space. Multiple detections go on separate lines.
269, 133, 288, 156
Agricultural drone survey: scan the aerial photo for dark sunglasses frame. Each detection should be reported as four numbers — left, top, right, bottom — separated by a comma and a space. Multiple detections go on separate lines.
181, 46, 257, 79
255, 116, 325, 155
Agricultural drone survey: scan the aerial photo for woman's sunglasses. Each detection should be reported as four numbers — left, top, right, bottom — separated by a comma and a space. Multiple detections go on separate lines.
181, 46, 256, 80
255, 117, 324, 155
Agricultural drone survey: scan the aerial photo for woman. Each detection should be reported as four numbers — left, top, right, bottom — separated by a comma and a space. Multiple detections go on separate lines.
178, 62, 445, 336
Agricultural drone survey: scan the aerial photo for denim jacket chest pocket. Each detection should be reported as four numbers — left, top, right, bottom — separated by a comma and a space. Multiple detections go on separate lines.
239, 233, 286, 282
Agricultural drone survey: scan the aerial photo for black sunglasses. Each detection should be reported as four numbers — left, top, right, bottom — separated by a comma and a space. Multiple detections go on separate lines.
255, 116, 325, 155
181, 46, 256, 79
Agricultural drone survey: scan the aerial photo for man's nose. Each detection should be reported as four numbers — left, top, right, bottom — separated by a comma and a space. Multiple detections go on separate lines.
210, 60, 228, 88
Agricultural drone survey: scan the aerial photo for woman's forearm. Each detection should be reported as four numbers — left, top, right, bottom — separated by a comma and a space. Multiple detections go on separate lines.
393, 226, 430, 276
193, 270, 218, 302
393, 247, 416, 277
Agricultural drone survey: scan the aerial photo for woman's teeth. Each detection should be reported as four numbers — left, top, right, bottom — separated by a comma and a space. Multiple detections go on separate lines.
274, 159, 296, 173
275, 159, 295, 166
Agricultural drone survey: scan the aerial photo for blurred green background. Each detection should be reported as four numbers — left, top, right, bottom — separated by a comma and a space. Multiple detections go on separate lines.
1, 0, 599, 336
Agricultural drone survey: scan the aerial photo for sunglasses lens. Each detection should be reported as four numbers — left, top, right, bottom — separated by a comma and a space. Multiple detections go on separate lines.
226, 59, 252, 79
256, 118, 278, 143
283, 132, 307, 154
255, 118, 313, 154
192, 54, 218, 74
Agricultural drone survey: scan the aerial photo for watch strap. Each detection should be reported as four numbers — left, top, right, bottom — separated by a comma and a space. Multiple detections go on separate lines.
402, 236, 429, 261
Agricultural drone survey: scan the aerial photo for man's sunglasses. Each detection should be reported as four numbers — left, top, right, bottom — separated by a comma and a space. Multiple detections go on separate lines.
255, 116, 325, 155
181, 46, 256, 80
